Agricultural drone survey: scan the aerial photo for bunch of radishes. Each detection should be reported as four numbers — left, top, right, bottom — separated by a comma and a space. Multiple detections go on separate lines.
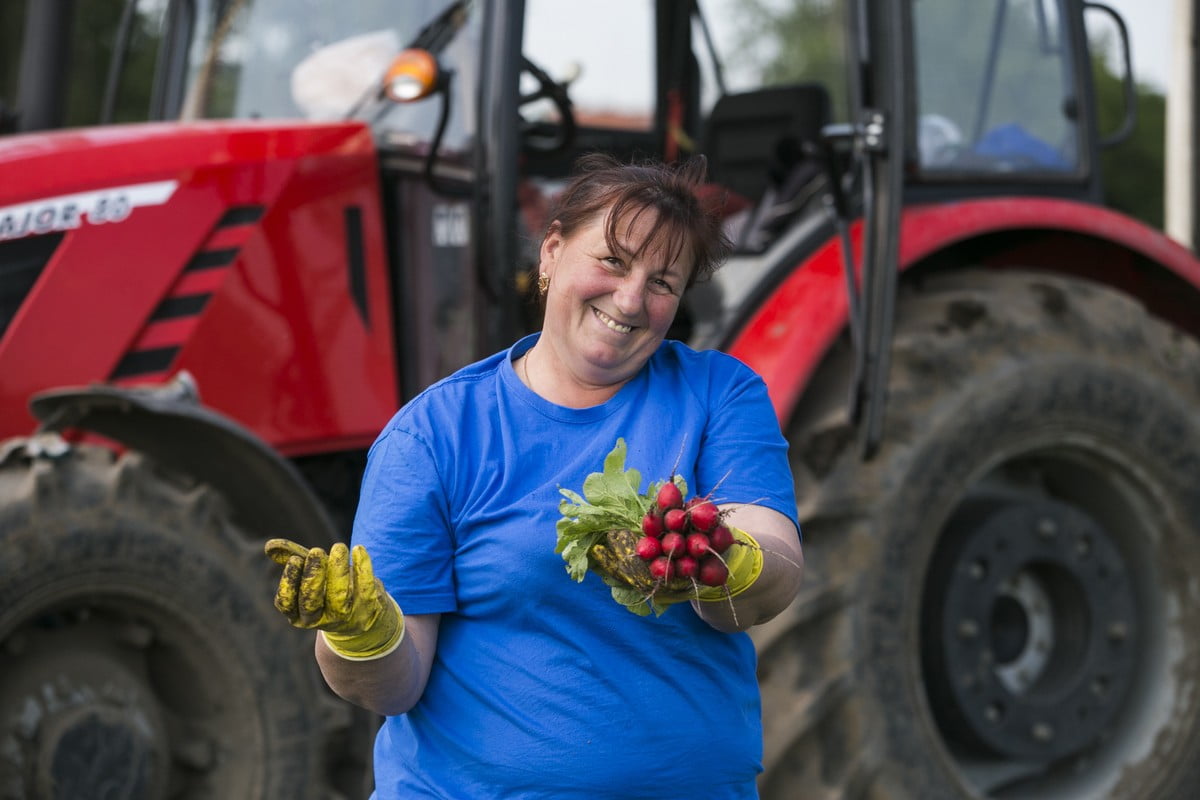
636, 479, 734, 588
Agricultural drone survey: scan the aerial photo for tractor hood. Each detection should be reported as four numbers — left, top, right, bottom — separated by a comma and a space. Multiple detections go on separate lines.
0, 119, 399, 448
0, 120, 374, 223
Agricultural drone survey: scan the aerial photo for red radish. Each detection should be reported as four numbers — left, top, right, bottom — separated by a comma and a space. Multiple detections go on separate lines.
709, 524, 734, 554
664, 508, 688, 532
688, 501, 720, 533
660, 532, 687, 558
649, 556, 675, 581
656, 481, 683, 511
635, 535, 662, 561
699, 556, 729, 586
676, 555, 699, 579
641, 511, 664, 538
686, 532, 711, 559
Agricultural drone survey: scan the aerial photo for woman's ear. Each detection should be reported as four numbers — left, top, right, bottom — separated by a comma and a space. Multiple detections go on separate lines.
539, 222, 563, 274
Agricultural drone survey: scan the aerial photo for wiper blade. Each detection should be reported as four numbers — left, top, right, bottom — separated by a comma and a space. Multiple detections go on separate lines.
410, 0, 472, 54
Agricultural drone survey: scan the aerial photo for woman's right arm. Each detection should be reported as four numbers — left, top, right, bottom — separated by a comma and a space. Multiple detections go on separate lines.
315, 613, 441, 717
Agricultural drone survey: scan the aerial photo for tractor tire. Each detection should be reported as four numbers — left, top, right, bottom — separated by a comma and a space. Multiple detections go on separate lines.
756, 270, 1200, 799
0, 441, 374, 799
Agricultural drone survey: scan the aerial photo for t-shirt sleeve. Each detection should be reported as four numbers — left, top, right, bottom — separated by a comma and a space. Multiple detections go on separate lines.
697, 360, 801, 541
350, 425, 459, 614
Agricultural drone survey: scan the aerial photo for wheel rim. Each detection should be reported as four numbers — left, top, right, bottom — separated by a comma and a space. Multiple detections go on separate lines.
920, 444, 1165, 796
0, 587, 257, 798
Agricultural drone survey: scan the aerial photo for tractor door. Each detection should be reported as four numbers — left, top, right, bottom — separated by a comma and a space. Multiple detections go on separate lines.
854, 0, 1110, 453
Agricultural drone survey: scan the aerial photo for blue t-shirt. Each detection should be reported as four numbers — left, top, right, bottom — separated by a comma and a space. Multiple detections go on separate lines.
353, 334, 799, 799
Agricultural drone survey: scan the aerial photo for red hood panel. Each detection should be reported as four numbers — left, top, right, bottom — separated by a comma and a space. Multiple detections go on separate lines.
0, 120, 399, 452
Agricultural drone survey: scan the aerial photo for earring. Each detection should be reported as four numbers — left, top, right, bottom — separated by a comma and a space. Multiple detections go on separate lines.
537, 273, 550, 295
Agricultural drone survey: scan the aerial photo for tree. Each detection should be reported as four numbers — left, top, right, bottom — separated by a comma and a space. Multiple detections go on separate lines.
1092, 48, 1166, 229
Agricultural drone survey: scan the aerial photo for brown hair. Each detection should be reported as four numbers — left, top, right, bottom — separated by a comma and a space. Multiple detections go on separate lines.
539, 153, 732, 289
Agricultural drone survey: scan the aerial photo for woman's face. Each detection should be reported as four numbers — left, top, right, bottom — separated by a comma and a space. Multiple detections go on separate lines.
539, 206, 692, 392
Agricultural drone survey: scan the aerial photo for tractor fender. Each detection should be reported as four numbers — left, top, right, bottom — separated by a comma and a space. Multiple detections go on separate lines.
27, 371, 341, 548
730, 195, 1200, 424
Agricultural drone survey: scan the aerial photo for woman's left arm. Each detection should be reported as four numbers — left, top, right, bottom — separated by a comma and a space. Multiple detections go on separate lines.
692, 503, 804, 633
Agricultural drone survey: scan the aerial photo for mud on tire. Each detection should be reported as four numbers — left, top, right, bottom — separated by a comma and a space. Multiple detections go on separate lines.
0, 443, 372, 799
756, 270, 1200, 799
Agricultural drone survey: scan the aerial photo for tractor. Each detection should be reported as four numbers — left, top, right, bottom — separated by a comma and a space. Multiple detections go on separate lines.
1, 0, 1198, 797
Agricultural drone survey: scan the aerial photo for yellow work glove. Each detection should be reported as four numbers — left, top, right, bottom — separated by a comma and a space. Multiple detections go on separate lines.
265, 538, 405, 661
695, 527, 764, 603
589, 528, 694, 607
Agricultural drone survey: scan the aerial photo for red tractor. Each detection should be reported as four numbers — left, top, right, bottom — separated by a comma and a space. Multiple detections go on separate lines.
2, 0, 1199, 797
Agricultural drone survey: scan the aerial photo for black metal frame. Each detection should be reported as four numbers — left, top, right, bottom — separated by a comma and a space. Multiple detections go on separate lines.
1193, 2, 1199, 254
13, 0, 75, 132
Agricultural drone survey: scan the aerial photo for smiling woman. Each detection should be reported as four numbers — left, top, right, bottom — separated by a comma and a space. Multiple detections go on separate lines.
524, 154, 728, 407
265, 153, 806, 798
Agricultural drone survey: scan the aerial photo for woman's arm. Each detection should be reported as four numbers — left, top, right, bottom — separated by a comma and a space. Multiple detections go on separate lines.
693, 504, 803, 633
315, 613, 442, 717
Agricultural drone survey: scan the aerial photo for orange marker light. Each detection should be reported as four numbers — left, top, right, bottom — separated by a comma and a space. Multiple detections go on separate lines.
383, 48, 440, 102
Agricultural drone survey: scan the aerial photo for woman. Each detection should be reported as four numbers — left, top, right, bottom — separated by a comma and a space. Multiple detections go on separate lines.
268, 154, 804, 798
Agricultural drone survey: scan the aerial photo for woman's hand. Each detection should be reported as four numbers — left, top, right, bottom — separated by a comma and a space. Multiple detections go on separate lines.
692, 504, 804, 633
589, 528, 695, 607
266, 539, 440, 716
265, 539, 405, 660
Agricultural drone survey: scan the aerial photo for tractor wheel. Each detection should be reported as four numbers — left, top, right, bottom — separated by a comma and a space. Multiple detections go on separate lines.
756, 270, 1200, 799
0, 442, 374, 799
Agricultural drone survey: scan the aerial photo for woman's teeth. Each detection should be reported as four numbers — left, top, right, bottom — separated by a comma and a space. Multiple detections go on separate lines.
594, 309, 632, 334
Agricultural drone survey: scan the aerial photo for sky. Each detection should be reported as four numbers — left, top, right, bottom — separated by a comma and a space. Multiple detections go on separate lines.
1100, 0, 1173, 92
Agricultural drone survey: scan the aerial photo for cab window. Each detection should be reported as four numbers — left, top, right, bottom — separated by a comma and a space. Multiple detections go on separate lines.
694, 0, 851, 124
521, 0, 655, 133
1, 0, 176, 132
913, 0, 1080, 174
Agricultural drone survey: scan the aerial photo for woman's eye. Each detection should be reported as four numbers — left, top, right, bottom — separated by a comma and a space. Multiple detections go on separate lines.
651, 278, 678, 295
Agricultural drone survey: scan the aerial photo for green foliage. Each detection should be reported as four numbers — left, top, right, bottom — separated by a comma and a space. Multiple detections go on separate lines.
556, 438, 668, 580
70, 1, 169, 125
1, 0, 169, 131
723, 0, 850, 121
554, 438, 685, 615
1092, 53, 1166, 229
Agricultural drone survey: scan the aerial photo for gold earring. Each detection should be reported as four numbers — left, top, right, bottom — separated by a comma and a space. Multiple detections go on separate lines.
537, 273, 550, 295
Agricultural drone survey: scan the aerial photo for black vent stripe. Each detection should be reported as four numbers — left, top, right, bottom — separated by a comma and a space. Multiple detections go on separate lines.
0, 232, 63, 340
111, 346, 178, 378
344, 206, 369, 327
185, 248, 238, 272
217, 205, 265, 227
149, 293, 210, 321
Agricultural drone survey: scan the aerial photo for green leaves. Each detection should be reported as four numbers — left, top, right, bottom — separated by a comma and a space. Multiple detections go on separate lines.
610, 586, 654, 616
554, 439, 687, 615
555, 439, 644, 581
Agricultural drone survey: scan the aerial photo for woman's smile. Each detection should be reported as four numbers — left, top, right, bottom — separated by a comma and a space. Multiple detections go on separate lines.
592, 307, 634, 335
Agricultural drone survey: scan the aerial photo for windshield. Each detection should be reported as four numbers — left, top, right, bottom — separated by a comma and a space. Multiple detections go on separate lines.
694, 0, 850, 122
180, 0, 479, 150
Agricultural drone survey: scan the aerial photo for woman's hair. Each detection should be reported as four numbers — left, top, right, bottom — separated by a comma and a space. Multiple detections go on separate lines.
540, 153, 733, 288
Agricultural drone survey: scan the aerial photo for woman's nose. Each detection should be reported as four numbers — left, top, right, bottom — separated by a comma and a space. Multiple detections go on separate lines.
611, 275, 645, 315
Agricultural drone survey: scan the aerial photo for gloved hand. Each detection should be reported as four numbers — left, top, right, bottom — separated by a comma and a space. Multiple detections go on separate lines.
588, 528, 696, 607
590, 527, 765, 606
265, 538, 405, 661
694, 527, 764, 602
